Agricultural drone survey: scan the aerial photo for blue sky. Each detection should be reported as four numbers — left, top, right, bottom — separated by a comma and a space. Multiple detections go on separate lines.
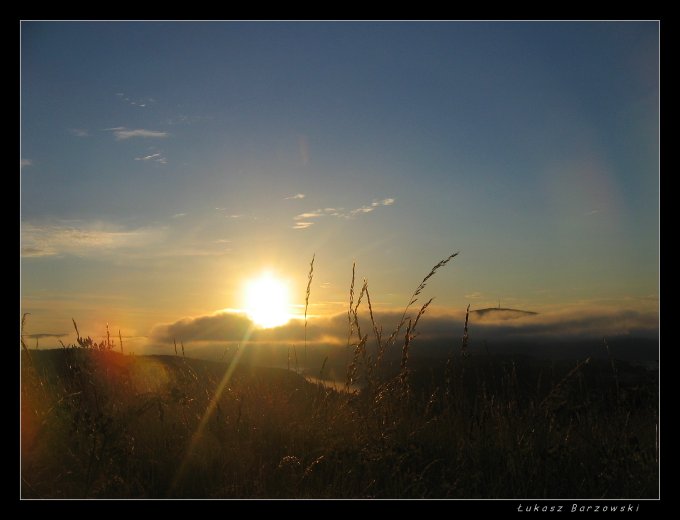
20, 21, 659, 351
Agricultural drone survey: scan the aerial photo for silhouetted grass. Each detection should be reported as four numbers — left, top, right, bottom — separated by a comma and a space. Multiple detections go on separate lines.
20, 256, 658, 498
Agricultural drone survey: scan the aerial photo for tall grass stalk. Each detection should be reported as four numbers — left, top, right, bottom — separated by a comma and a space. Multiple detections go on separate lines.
461, 304, 470, 356
304, 254, 315, 368
21, 312, 33, 366
347, 262, 356, 364
378, 252, 458, 364
72, 318, 81, 343
365, 283, 382, 360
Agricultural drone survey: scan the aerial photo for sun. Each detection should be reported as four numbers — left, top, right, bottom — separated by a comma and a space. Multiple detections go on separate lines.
243, 272, 291, 328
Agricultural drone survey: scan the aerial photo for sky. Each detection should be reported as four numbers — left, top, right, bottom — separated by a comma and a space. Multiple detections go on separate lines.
20, 21, 659, 356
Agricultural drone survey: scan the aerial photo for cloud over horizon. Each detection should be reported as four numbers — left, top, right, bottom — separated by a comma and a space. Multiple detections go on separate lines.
147, 305, 658, 352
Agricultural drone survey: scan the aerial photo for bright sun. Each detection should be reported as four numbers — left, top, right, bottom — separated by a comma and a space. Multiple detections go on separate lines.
243, 273, 291, 328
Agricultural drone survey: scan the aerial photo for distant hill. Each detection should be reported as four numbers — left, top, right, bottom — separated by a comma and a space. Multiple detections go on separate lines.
471, 307, 538, 319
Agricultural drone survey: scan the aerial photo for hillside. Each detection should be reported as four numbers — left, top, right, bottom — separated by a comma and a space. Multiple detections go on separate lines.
21, 347, 658, 498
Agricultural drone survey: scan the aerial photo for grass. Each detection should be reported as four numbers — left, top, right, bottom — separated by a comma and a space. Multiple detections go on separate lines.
20, 255, 658, 498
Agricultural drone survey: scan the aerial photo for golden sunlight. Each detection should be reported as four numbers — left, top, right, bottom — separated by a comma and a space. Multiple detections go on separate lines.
243, 272, 291, 328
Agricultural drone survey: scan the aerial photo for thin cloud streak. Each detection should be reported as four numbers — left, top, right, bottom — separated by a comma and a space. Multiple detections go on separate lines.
109, 128, 169, 140
21, 221, 164, 258
294, 212, 323, 220
293, 222, 314, 230
116, 92, 155, 108
292, 198, 395, 229
135, 152, 167, 164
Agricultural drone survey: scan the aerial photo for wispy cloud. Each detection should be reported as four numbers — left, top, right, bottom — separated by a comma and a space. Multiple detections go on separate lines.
214, 208, 258, 221
171, 213, 187, 219
21, 221, 163, 258
350, 198, 395, 216
107, 127, 168, 140
163, 114, 211, 126
292, 222, 314, 230
294, 211, 324, 220
292, 198, 395, 229
135, 152, 167, 164
116, 92, 155, 108
20, 159, 32, 169
70, 128, 89, 137
285, 193, 306, 200
465, 292, 484, 299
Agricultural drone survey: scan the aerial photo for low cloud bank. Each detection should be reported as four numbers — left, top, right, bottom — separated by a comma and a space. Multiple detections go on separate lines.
147, 306, 658, 351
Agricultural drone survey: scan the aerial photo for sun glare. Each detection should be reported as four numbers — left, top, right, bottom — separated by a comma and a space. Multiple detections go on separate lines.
243, 273, 291, 328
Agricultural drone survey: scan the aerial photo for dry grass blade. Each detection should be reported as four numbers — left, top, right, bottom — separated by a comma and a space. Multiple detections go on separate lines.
461, 304, 470, 355
539, 357, 591, 412
412, 297, 434, 333
379, 252, 459, 362
352, 280, 367, 341
304, 254, 315, 365
22, 312, 30, 333
399, 319, 413, 395
346, 333, 368, 390
319, 356, 328, 380
119, 330, 124, 354
21, 312, 30, 348
365, 283, 382, 357
72, 318, 81, 343
21, 313, 33, 363
410, 252, 459, 306
347, 262, 356, 347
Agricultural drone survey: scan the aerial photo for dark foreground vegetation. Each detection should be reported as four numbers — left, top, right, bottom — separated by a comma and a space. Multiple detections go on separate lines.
21, 343, 657, 498
20, 256, 658, 498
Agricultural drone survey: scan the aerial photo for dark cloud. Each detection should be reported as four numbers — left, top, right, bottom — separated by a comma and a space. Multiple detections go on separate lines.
471, 308, 537, 319
148, 306, 658, 352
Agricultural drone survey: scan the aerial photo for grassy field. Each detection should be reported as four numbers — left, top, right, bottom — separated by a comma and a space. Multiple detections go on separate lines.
20, 340, 658, 499
20, 256, 658, 498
